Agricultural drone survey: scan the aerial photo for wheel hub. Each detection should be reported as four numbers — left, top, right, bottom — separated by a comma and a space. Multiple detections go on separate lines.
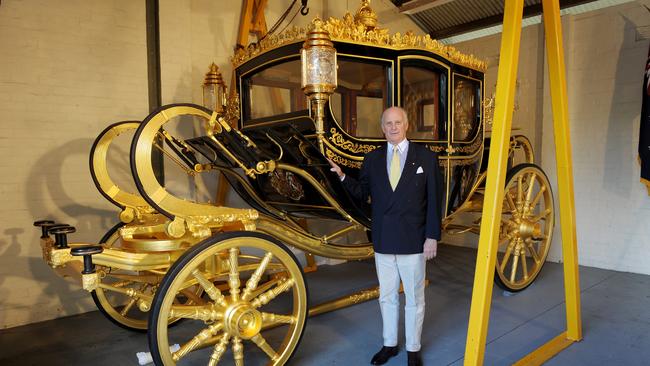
224, 302, 262, 339
518, 219, 541, 240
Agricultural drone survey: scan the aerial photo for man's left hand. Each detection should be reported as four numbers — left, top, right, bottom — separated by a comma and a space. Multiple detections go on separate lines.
423, 238, 437, 260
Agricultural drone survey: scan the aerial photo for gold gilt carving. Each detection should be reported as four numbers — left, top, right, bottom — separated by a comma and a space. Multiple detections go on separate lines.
82, 273, 100, 292
329, 128, 379, 154
326, 149, 362, 169
454, 136, 483, 154
224, 92, 241, 127
232, 1, 487, 72
448, 153, 481, 167
426, 145, 446, 153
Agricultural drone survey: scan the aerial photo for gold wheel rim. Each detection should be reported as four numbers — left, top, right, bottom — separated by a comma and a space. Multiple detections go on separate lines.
94, 227, 150, 329
496, 165, 554, 290
155, 236, 307, 365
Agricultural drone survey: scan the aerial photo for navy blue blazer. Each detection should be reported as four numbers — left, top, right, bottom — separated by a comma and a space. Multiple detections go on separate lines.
342, 142, 443, 254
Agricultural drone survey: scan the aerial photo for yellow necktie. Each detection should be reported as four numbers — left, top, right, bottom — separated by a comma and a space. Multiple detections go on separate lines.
389, 146, 400, 190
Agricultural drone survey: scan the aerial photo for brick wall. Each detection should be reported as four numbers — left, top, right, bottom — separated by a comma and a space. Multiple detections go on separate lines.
0, 0, 362, 329
452, 3, 650, 275
0, 0, 148, 328
542, 3, 650, 273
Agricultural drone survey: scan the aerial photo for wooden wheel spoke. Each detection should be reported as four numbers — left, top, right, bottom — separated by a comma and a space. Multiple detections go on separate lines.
119, 298, 137, 317
526, 241, 542, 264
505, 191, 517, 212
207, 333, 231, 366
529, 186, 546, 210
192, 269, 227, 307
242, 252, 274, 302
499, 243, 514, 272
248, 277, 281, 301
168, 304, 222, 321
251, 334, 280, 361
262, 312, 297, 327
530, 208, 552, 223
525, 173, 537, 203
173, 323, 224, 362
517, 174, 524, 204
232, 336, 244, 366
509, 251, 520, 284
251, 278, 295, 308
229, 248, 241, 302
520, 252, 529, 280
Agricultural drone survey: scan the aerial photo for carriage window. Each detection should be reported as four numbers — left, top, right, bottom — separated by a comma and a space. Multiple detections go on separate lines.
453, 76, 481, 142
402, 65, 447, 141
243, 59, 307, 121
330, 58, 389, 138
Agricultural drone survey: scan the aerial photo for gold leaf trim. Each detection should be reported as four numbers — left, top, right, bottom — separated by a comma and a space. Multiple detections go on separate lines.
326, 149, 362, 169
329, 128, 379, 154
232, 5, 487, 72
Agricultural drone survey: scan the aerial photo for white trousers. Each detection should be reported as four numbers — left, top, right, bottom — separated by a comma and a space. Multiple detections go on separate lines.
374, 252, 426, 352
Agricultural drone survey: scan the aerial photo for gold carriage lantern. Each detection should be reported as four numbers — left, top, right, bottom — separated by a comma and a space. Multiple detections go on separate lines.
301, 18, 337, 146
202, 63, 227, 113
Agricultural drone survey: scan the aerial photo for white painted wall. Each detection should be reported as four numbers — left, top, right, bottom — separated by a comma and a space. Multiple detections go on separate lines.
453, 2, 650, 275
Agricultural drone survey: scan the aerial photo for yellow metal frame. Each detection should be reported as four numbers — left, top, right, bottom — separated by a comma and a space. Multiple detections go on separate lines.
463, 0, 582, 365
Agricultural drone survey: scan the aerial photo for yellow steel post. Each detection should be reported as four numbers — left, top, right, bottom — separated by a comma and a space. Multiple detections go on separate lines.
463, 0, 524, 364
541, 0, 582, 341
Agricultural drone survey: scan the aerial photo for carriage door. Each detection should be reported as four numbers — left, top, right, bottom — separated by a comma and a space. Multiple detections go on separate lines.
399, 57, 450, 214
447, 73, 483, 213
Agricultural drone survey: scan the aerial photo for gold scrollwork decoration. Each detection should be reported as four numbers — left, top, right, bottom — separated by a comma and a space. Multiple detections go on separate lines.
447, 153, 482, 167
224, 92, 241, 127
426, 144, 446, 153
231, 2, 487, 72
454, 135, 483, 154
329, 128, 378, 154
326, 149, 362, 169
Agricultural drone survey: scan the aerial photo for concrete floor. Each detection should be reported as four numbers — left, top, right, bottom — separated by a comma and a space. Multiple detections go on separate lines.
1, 244, 649, 365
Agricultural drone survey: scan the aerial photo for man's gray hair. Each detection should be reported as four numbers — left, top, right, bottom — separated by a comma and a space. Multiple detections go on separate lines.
381, 106, 409, 125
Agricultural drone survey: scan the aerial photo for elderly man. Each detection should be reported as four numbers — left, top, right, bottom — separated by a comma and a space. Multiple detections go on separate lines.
328, 106, 442, 366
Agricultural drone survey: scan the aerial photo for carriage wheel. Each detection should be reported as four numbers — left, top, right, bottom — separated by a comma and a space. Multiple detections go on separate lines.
495, 163, 554, 292
149, 231, 308, 366
91, 223, 197, 331
91, 223, 158, 331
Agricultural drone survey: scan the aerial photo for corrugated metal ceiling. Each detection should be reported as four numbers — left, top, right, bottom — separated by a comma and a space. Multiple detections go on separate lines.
390, 0, 602, 40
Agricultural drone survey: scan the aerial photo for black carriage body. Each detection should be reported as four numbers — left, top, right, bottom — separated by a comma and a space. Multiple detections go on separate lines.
232, 39, 485, 226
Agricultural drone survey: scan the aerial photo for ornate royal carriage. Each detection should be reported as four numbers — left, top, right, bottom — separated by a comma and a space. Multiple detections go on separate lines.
34, 1, 554, 365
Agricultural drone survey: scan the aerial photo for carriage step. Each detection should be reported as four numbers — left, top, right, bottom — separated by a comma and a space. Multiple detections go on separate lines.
49, 225, 76, 249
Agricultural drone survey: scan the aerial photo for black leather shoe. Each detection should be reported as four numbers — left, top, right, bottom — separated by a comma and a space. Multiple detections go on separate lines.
407, 351, 422, 366
370, 346, 399, 365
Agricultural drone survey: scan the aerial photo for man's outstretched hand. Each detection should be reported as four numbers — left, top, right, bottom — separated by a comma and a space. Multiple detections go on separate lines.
327, 158, 344, 179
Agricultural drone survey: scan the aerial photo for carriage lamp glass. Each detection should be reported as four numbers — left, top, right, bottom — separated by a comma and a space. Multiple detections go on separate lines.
301, 18, 337, 143
202, 63, 227, 113
301, 20, 337, 94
